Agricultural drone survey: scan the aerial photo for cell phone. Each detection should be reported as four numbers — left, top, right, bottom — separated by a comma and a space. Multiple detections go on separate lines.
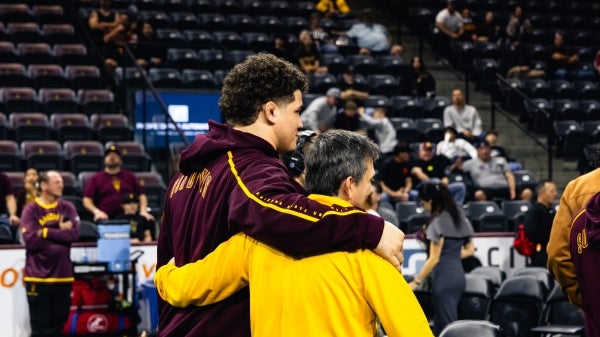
62, 216, 70, 222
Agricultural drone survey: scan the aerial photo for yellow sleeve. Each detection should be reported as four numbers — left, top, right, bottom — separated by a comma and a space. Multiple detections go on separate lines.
360, 251, 433, 337
336, 0, 350, 14
315, 0, 330, 13
154, 233, 251, 307
547, 183, 582, 308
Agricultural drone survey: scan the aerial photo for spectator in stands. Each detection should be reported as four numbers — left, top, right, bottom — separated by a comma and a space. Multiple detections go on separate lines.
301, 87, 341, 133
270, 35, 295, 64
339, 66, 369, 106
154, 130, 431, 337
548, 31, 592, 80
460, 8, 477, 42
502, 38, 546, 79
116, 193, 155, 243
379, 144, 414, 205
21, 170, 80, 337
505, 5, 532, 43
474, 11, 501, 43
436, 126, 477, 162
336, 9, 391, 56
88, 0, 120, 47
569, 191, 600, 335
155, 52, 405, 336
309, 12, 339, 54
295, 30, 328, 76
0, 172, 19, 232
16, 168, 39, 217
82, 145, 152, 221
315, 0, 350, 19
102, 11, 145, 71
523, 180, 557, 267
365, 180, 399, 228
460, 140, 524, 201
432, 0, 463, 61
412, 142, 467, 205
406, 55, 436, 97
357, 106, 397, 167
485, 129, 509, 158
131, 17, 162, 69
333, 100, 361, 131
390, 44, 404, 58
409, 182, 474, 335
443, 89, 483, 142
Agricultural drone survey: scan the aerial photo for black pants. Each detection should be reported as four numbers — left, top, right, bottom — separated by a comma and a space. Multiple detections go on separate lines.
26, 282, 72, 337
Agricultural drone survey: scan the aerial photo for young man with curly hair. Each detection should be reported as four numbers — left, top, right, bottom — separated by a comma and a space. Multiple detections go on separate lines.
157, 53, 405, 337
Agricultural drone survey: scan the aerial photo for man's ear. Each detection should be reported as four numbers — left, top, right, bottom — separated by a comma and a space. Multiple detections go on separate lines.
339, 176, 354, 200
263, 101, 278, 124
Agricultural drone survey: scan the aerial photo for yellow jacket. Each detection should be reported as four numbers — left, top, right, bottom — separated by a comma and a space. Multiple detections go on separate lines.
155, 195, 433, 337
547, 168, 600, 307
315, 0, 350, 15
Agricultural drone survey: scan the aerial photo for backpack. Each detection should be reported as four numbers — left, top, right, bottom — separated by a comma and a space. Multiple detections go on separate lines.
513, 224, 536, 256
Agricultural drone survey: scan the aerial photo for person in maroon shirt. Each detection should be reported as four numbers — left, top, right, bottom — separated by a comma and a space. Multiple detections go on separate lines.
157, 53, 405, 337
20, 170, 80, 337
83, 145, 152, 221
570, 191, 600, 336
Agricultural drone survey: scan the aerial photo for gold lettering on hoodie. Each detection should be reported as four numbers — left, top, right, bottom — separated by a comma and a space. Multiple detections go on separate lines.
168, 169, 212, 199
38, 212, 60, 226
577, 228, 588, 254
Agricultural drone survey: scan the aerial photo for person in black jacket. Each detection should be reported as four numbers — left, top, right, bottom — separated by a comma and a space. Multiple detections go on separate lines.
523, 180, 557, 267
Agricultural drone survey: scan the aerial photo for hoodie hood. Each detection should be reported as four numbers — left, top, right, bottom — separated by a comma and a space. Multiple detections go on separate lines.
585, 192, 600, 225
179, 120, 279, 175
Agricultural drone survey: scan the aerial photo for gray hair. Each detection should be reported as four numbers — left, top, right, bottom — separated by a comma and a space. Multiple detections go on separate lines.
305, 130, 380, 196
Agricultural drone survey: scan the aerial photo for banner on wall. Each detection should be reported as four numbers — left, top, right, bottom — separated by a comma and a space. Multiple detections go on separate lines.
0, 237, 525, 337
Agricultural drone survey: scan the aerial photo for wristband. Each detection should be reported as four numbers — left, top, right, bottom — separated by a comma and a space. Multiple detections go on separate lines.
413, 276, 422, 285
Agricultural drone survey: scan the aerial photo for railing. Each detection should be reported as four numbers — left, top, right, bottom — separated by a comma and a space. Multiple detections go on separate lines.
494, 73, 554, 180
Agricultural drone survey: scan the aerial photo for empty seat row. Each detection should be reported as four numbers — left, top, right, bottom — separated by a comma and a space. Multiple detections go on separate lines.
0, 63, 104, 91
0, 112, 130, 144
0, 22, 77, 44
0, 139, 149, 174
0, 87, 114, 115
0, 42, 90, 66
0, 4, 67, 24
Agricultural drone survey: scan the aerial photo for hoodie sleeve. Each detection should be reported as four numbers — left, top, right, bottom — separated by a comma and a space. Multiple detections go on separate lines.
228, 156, 384, 258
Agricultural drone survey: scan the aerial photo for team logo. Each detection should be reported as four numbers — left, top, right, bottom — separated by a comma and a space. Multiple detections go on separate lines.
87, 314, 108, 333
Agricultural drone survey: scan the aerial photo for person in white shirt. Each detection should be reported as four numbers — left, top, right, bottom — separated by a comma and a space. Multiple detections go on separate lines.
300, 87, 340, 133
436, 126, 477, 161
443, 89, 483, 142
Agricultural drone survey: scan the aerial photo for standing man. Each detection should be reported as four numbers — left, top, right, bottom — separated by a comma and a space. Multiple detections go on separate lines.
523, 180, 557, 267
157, 53, 404, 337
433, 0, 464, 60
21, 170, 80, 337
548, 166, 600, 308
443, 89, 484, 143
83, 145, 152, 221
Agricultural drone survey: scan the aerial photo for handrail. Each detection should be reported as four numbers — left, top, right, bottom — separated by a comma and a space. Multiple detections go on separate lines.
495, 73, 554, 180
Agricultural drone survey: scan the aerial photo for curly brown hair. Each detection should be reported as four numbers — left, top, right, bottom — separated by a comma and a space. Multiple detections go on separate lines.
218, 53, 309, 126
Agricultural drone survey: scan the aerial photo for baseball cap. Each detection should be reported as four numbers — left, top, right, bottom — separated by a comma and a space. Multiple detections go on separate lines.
475, 140, 491, 148
326, 87, 341, 99
420, 142, 434, 151
104, 144, 121, 156
122, 192, 139, 204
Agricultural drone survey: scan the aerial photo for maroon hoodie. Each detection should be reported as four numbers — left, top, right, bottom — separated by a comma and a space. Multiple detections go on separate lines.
570, 191, 600, 336
157, 121, 385, 337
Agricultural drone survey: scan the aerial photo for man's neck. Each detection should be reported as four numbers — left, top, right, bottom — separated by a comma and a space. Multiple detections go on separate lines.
105, 167, 121, 175
38, 194, 57, 205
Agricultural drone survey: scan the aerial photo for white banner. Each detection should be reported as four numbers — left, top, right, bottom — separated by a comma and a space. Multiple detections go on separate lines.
0, 236, 526, 336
